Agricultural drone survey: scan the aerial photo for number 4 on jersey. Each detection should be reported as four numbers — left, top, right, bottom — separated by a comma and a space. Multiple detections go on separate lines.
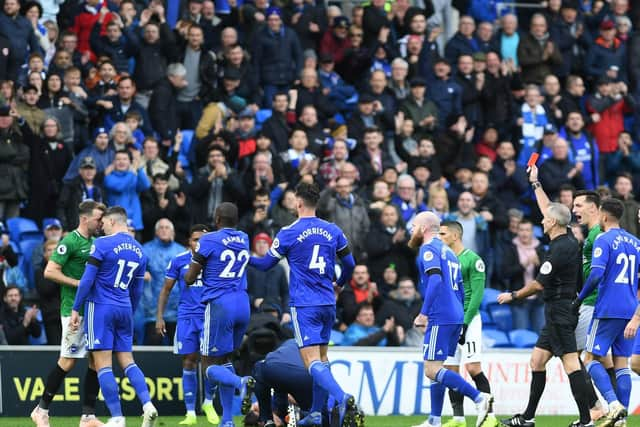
309, 244, 326, 275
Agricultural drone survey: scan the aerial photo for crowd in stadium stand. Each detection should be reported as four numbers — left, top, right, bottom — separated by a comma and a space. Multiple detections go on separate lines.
0, 0, 639, 349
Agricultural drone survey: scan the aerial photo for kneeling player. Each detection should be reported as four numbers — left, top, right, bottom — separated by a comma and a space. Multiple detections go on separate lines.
156, 224, 219, 425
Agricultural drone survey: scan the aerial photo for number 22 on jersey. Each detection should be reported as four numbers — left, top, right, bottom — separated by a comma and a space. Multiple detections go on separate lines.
219, 249, 249, 278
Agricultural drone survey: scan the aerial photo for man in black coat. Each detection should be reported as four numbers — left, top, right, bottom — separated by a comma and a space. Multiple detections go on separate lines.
186, 145, 247, 224
538, 137, 585, 200
149, 63, 188, 149
56, 157, 104, 231
375, 277, 422, 333
1, 286, 41, 345
251, 7, 303, 107
261, 92, 295, 154
128, 11, 179, 95
176, 24, 218, 128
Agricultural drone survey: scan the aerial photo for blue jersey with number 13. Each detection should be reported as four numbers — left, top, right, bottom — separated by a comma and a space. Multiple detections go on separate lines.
193, 228, 250, 303
591, 228, 640, 319
269, 217, 349, 307
87, 232, 147, 307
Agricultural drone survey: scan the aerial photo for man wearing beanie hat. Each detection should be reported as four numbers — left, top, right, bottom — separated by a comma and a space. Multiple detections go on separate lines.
585, 15, 628, 84
63, 128, 115, 182
251, 5, 303, 107
247, 232, 290, 324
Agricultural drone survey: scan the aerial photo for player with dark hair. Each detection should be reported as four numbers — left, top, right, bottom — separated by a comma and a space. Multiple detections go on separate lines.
527, 167, 611, 421
156, 224, 219, 426
439, 220, 497, 427
185, 202, 254, 427
32, 201, 106, 427
70, 206, 158, 427
498, 167, 594, 427
574, 198, 640, 427
409, 212, 493, 427
248, 182, 359, 427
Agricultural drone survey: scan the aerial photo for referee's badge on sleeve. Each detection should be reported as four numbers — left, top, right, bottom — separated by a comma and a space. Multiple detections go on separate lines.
57, 244, 67, 255
540, 261, 552, 275
475, 259, 485, 272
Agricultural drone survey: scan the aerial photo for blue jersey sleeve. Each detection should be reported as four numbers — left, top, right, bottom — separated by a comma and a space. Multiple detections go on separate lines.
591, 235, 610, 271
335, 227, 349, 254
89, 239, 105, 263
269, 230, 291, 259
165, 258, 179, 280
193, 237, 215, 265
420, 244, 441, 273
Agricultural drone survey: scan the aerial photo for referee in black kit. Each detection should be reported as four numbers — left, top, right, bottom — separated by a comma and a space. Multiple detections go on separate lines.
497, 166, 594, 427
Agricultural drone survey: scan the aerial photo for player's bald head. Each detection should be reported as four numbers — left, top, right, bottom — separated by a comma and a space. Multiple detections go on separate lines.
414, 211, 441, 233
215, 202, 239, 228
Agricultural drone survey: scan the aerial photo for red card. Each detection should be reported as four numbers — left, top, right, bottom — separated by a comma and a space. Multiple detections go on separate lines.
527, 152, 539, 167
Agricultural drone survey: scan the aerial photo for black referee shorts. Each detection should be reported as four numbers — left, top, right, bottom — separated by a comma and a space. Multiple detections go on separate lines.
536, 300, 579, 357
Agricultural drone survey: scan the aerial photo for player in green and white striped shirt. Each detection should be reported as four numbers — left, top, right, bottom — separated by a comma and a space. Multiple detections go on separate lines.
439, 221, 498, 427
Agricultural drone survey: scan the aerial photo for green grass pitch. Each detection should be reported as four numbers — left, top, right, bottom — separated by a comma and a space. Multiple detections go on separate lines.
2, 415, 639, 426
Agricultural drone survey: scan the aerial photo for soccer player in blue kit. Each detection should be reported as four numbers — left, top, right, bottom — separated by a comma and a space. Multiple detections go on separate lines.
248, 182, 358, 427
155, 224, 219, 426
184, 203, 254, 427
408, 212, 492, 427
574, 198, 640, 427
70, 206, 158, 427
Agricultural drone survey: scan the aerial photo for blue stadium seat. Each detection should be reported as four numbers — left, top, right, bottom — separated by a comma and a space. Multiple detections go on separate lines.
483, 329, 511, 348
255, 109, 272, 126
28, 310, 47, 345
177, 129, 194, 183
488, 304, 513, 332
330, 330, 344, 346
19, 239, 42, 289
19, 231, 44, 242
9, 240, 20, 254
480, 309, 494, 327
509, 329, 538, 349
7, 217, 39, 242
481, 288, 501, 310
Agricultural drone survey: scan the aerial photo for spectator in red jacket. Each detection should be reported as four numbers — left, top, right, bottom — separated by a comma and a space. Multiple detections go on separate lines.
586, 75, 635, 177
71, 0, 114, 63
320, 16, 351, 67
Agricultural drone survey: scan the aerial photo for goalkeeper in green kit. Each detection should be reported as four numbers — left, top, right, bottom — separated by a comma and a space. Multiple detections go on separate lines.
438, 220, 498, 427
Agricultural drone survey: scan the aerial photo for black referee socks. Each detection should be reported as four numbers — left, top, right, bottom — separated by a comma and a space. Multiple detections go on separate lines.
523, 371, 546, 420
568, 370, 592, 424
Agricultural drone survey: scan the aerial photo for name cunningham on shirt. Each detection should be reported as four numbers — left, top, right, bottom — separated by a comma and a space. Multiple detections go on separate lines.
296, 227, 333, 243
609, 234, 640, 251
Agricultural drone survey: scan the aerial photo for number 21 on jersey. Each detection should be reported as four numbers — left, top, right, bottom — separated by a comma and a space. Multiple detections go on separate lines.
614, 253, 637, 285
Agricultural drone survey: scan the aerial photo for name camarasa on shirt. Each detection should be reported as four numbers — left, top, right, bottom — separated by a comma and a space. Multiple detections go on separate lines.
112, 242, 143, 257
610, 233, 640, 251
296, 227, 333, 243
222, 235, 246, 246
